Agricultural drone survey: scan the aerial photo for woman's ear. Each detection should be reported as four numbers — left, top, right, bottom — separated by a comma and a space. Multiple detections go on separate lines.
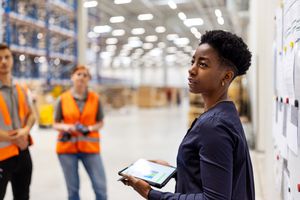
223, 70, 235, 84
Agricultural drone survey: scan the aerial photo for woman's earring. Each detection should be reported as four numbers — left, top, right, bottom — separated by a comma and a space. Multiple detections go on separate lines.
222, 81, 225, 86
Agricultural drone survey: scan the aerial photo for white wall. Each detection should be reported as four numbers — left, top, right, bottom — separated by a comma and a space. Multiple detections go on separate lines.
248, 0, 279, 199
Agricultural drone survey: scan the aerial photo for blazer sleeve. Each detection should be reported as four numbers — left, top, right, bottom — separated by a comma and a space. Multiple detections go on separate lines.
148, 118, 234, 200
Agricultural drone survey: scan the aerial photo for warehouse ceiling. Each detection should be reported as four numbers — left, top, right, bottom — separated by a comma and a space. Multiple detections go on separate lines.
86, 0, 249, 68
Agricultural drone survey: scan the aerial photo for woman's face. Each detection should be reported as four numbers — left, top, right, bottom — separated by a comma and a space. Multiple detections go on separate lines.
71, 68, 90, 88
188, 43, 226, 94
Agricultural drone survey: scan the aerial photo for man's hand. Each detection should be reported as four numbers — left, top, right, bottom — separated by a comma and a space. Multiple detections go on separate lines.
8, 127, 30, 140
9, 127, 30, 150
120, 175, 152, 199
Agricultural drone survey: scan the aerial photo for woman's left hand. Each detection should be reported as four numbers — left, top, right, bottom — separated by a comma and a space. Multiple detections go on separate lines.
121, 175, 152, 199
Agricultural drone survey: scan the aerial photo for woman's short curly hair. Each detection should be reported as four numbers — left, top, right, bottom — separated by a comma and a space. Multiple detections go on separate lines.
200, 30, 252, 76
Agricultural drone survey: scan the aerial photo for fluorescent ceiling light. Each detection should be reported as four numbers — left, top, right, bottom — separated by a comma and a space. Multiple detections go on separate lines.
137, 14, 153, 21
84, 0, 98, 8
155, 26, 166, 33
106, 38, 118, 45
143, 43, 154, 50
215, 9, 222, 17
184, 46, 193, 52
101, 52, 114, 59
149, 48, 162, 57
123, 44, 133, 50
167, 34, 178, 41
145, 35, 158, 42
135, 48, 144, 54
131, 28, 145, 35
168, 1, 177, 9
128, 40, 143, 48
217, 17, 224, 25
114, 0, 132, 4
190, 27, 198, 35
167, 47, 177, 53
106, 45, 117, 52
112, 29, 125, 36
87, 31, 100, 38
128, 36, 141, 41
195, 32, 202, 39
178, 12, 186, 20
166, 55, 175, 62
94, 25, 112, 33
174, 37, 190, 46
184, 18, 204, 27
110, 16, 125, 23
157, 42, 166, 48
131, 54, 141, 59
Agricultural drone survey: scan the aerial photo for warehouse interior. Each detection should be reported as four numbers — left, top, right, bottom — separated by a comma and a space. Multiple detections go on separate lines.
0, 0, 299, 199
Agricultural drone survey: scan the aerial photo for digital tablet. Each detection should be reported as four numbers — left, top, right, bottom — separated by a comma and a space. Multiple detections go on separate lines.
118, 159, 176, 188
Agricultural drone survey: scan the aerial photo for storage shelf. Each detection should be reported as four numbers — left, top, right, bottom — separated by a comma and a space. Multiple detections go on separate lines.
2, 0, 78, 79
49, 25, 76, 38
49, 0, 75, 16
10, 44, 46, 56
49, 52, 75, 62
8, 12, 46, 29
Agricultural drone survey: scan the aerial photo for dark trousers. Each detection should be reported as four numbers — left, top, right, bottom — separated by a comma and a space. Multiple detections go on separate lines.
0, 149, 32, 200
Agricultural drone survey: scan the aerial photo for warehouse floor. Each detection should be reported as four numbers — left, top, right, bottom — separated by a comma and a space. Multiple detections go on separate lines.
4, 101, 264, 200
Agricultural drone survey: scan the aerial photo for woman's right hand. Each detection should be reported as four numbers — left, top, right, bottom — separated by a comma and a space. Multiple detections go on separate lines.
63, 124, 76, 132
149, 159, 171, 167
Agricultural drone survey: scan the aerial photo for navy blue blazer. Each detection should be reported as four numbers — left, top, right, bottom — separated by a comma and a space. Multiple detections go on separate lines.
149, 101, 255, 200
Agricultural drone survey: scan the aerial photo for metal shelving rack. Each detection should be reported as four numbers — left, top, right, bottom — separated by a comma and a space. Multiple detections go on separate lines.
87, 6, 101, 83
1, 0, 78, 80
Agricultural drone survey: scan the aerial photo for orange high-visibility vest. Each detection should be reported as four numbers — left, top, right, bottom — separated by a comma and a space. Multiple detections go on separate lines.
56, 90, 101, 154
0, 84, 32, 161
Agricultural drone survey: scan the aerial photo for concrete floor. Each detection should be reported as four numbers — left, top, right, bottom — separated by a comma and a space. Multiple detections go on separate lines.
4, 102, 264, 200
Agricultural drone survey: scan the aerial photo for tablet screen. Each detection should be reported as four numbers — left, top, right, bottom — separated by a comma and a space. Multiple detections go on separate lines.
119, 159, 176, 187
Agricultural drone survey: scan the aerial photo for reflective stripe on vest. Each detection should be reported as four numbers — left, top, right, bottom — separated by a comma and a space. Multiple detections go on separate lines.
0, 141, 11, 148
0, 84, 31, 161
57, 90, 100, 154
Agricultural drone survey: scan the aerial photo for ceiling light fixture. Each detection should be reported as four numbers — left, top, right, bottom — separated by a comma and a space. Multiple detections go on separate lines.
145, 35, 158, 42
131, 28, 145, 35
178, 12, 186, 20
112, 29, 125, 36
174, 38, 190, 46
114, 0, 132, 5
215, 9, 222, 17
110, 16, 125, 23
168, 1, 177, 9
137, 14, 153, 21
167, 34, 179, 41
217, 17, 224, 25
106, 38, 118, 45
143, 43, 154, 50
157, 42, 166, 48
195, 32, 202, 39
94, 25, 112, 33
155, 26, 166, 33
84, 0, 98, 8
184, 18, 204, 27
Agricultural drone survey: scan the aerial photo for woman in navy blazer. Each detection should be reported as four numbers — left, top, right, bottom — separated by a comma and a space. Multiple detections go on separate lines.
122, 30, 255, 200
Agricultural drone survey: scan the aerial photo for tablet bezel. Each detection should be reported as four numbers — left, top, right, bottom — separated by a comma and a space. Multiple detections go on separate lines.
118, 160, 177, 189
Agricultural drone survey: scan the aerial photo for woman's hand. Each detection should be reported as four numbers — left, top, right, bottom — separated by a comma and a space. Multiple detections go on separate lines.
149, 159, 171, 167
121, 175, 152, 199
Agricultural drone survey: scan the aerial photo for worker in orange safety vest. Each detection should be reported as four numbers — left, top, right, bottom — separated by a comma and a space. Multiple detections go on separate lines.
0, 43, 36, 200
53, 65, 107, 200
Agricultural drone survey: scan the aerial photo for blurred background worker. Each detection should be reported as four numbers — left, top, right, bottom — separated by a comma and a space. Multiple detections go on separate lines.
53, 65, 107, 200
0, 43, 36, 200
